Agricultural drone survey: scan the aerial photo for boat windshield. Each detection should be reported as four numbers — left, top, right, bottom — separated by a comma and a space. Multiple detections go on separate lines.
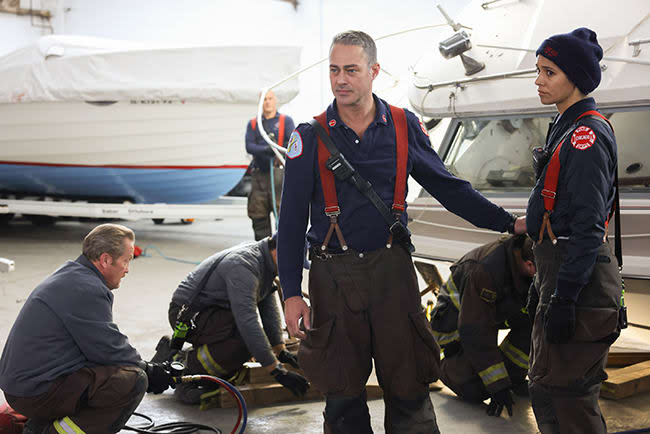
424, 108, 650, 196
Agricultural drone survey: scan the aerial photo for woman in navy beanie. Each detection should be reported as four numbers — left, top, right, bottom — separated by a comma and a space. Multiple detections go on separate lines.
526, 27, 623, 434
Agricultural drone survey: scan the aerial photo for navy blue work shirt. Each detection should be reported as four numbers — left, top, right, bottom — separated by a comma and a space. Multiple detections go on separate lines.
245, 113, 296, 172
526, 97, 617, 300
278, 95, 512, 299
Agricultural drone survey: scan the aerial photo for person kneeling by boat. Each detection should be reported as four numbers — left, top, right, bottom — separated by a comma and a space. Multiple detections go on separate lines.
0, 224, 172, 434
152, 234, 309, 405
430, 234, 536, 418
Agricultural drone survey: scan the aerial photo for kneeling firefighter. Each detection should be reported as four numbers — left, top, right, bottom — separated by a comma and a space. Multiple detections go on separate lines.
152, 234, 309, 405
430, 234, 536, 417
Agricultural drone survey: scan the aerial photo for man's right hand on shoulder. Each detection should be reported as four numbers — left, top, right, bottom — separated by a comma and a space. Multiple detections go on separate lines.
284, 296, 311, 340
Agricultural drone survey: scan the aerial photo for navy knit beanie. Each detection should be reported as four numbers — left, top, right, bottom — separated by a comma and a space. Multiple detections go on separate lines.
536, 27, 603, 95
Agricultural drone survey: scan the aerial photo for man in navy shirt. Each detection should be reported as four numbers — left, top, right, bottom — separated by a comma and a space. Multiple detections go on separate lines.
245, 90, 295, 240
278, 30, 525, 434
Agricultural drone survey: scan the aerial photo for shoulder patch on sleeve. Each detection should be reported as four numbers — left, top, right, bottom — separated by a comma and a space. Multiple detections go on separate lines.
419, 120, 429, 136
479, 288, 498, 303
287, 131, 303, 159
570, 126, 596, 150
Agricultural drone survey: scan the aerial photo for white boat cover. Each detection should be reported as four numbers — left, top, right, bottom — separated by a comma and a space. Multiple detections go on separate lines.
0, 35, 300, 104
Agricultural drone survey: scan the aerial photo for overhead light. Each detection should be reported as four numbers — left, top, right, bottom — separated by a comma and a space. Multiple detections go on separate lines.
438, 31, 485, 76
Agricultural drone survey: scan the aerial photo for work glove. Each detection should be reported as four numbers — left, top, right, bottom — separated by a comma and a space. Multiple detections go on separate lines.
271, 364, 309, 398
144, 362, 172, 394
544, 294, 576, 344
486, 388, 514, 417
278, 349, 300, 369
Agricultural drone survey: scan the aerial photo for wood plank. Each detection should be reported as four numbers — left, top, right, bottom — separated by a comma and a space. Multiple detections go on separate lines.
218, 382, 323, 408
217, 382, 383, 408
602, 360, 650, 399
606, 351, 650, 367
245, 363, 304, 385
211, 360, 385, 408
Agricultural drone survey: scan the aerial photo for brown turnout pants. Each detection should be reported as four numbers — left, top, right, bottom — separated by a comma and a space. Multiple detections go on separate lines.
247, 166, 284, 240
168, 303, 251, 377
529, 240, 622, 434
6, 365, 146, 434
440, 318, 531, 403
299, 245, 441, 434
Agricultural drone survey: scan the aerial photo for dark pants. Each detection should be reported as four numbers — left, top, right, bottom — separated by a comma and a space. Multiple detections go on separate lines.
168, 303, 250, 376
299, 246, 441, 434
528, 240, 621, 434
6, 365, 146, 434
247, 166, 284, 240
440, 321, 530, 403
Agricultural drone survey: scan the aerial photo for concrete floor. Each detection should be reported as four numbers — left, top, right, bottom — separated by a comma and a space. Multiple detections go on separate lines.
1, 212, 650, 433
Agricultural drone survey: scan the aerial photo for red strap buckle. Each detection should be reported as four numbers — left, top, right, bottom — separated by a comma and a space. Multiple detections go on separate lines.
324, 206, 340, 216
541, 189, 556, 199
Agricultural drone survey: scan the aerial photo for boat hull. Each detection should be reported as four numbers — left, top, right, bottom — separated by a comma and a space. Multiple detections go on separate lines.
0, 100, 253, 203
0, 163, 246, 204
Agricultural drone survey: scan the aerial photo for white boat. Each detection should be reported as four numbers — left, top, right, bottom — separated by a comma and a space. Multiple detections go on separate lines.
407, 0, 650, 282
0, 35, 300, 204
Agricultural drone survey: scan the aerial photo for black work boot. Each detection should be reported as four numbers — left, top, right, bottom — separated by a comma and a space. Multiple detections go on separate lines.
385, 394, 440, 434
324, 391, 373, 434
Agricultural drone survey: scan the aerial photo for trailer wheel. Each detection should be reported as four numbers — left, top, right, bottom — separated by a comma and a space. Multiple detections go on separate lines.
153, 219, 164, 225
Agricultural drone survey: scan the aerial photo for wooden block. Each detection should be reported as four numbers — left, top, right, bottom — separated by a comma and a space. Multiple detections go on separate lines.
601, 360, 650, 399
606, 351, 650, 367
218, 382, 324, 408
217, 381, 383, 408
245, 364, 304, 385
219, 359, 385, 408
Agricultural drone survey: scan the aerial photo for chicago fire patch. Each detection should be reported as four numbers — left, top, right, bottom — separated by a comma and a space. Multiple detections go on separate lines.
570, 126, 596, 150
286, 131, 303, 159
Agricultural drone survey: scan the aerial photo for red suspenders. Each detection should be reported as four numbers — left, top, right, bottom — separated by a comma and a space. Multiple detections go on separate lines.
538, 110, 614, 244
313, 105, 409, 250
250, 114, 286, 146
277, 115, 286, 148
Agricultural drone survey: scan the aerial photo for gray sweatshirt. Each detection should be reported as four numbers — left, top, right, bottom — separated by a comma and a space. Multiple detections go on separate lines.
171, 239, 283, 367
0, 255, 141, 397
